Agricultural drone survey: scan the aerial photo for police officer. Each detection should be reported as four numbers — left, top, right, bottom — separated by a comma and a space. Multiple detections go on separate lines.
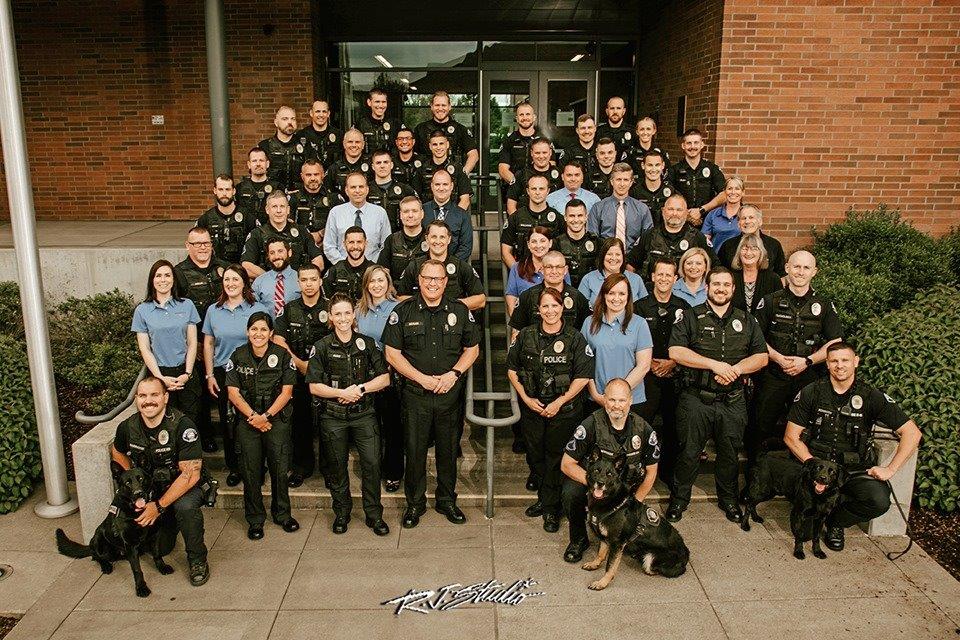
559, 379, 660, 563
225, 311, 299, 540
259, 105, 306, 193
498, 101, 546, 199
670, 128, 727, 226
596, 96, 633, 158
367, 149, 417, 232
377, 195, 428, 283
560, 114, 598, 176
667, 267, 769, 523
627, 194, 714, 282
553, 199, 599, 288
111, 376, 210, 586
241, 190, 325, 279
783, 341, 921, 551
307, 293, 391, 535
236, 147, 282, 222
196, 174, 257, 264
500, 174, 564, 269
509, 250, 590, 339
624, 116, 671, 177
251, 239, 301, 318
633, 257, 690, 485
323, 128, 371, 198
322, 226, 375, 301
416, 131, 473, 210
506, 139, 562, 214
629, 150, 675, 228
391, 124, 427, 186
396, 220, 486, 311
587, 138, 618, 199
507, 287, 595, 532
298, 99, 341, 169
288, 159, 342, 246
383, 259, 481, 527
752, 250, 842, 460
414, 90, 479, 172
356, 89, 399, 154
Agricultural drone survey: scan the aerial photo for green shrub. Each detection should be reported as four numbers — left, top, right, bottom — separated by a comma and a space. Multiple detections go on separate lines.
939, 227, 960, 285
855, 284, 960, 513
49, 290, 141, 415
0, 335, 42, 514
0, 281, 24, 339
812, 205, 951, 309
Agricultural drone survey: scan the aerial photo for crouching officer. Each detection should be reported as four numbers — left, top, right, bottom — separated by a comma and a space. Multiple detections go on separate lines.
307, 293, 392, 536
507, 288, 594, 533
111, 376, 211, 586
782, 341, 921, 551
225, 311, 299, 540
667, 267, 768, 524
559, 379, 660, 563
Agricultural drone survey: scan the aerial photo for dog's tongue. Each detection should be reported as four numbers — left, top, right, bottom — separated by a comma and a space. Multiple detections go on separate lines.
135, 498, 147, 510
592, 488, 604, 499
814, 482, 827, 494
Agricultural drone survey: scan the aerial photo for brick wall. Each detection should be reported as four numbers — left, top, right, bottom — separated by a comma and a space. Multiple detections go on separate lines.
715, 0, 960, 248
0, 0, 313, 222
636, 0, 725, 166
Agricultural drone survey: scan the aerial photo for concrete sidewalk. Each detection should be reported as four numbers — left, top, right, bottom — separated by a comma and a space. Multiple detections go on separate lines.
1, 488, 957, 640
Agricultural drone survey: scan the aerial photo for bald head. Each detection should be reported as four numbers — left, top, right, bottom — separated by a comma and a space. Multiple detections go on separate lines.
274, 106, 297, 136
786, 250, 818, 290
603, 379, 632, 422
788, 250, 816, 268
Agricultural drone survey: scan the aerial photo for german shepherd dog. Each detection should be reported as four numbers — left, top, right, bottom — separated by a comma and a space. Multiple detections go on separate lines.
741, 450, 844, 560
582, 450, 689, 590
56, 462, 174, 597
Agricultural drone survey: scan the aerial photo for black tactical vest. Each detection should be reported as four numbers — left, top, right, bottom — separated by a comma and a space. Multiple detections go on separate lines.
198, 208, 250, 264
804, 379, 877, 468
590, 409, 651, 486
290, 188, 339, 233
119, 409, 185, 487
764, 289, 829, 358
555, 232, 600, 285
384, 231, 428, 281
514, 325, 579, 402
315, 334, 378, 418
683, 305, 754, 393
644, 225, 700, 277
281, 298, 332, 360
229, 343, 291, 415
175, 259, 225, 320
506, 206, 565, 259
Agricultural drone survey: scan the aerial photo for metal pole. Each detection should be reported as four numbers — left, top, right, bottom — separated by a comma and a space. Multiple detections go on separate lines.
205, 0, 232, 176
0, 0, 77, 518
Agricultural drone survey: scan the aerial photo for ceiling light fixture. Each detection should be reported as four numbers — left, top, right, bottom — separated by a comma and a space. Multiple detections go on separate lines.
374, 54, 393, 68
570, 54, 585, 62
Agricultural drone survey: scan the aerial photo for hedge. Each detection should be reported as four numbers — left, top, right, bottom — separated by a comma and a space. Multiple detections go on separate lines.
0, 335, 43, 514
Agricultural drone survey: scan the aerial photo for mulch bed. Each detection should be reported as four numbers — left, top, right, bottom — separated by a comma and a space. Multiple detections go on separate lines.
0, 616, 20, 639
57, 382, 98, 481
909, 506, 960, 581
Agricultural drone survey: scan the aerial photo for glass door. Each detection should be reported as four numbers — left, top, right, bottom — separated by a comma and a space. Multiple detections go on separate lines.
538, 71, 596, 149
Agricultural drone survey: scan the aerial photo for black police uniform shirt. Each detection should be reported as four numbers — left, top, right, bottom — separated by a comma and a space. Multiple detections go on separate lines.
506, 322, 595, 402
670, 158, 726, 210
554, 232, 600, 288
414, 119, 478, 165
274, 296, 333, 361
259, 134, 306, 193
391, 152, 427, 186
174, 257, 230, 323
357, 113, 400, 153
322, 257, 375, 301
498, 128, 547, 180
718, 231, 787, 278
240, 221, 323, 271
396, 255, 483, 302
500, 205, 565, 260
509, 282, 591, 333
668, 302, 767, 392
416, 158, 473, 203
588, 166, 615, 199
381, 296, 481, 378
236, 177, 282, 220
323, 156, 372, 198
367, 179, 417, 232
114, 409, 203, 476
634, 294, 691, 360
304, 331, 388, 417
507, 166, 563, 208
298, 124, 342, 169
629, 180, 675, 228
626, 224, 714, 279
754, 288, 842, 371
288, 187, 343, 236
563, 410, 660, 470
596, 122, 633, 158
560, 141, 597, 175
224, 342, 298, 414
624, 143, 671, 177
377, 228, 428, 282
196, 206, 258, 265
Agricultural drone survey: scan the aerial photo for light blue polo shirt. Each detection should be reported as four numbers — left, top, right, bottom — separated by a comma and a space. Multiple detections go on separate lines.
131, 298, 200, 367
577, 269, 648, 308
672, 279, 707, 307
356, 298, 399, 348
581, 311, 653, 404
201, 300, 269, 367
251, 266, 301, 318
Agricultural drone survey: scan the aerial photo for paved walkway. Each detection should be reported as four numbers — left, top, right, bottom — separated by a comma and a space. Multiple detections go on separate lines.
1, 489, 957, 639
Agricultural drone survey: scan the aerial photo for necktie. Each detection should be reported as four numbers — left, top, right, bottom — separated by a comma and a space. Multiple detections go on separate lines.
274, 272, 285, 316
615, 200, 627, 246
354, 208, 363, 228
437, 205, 446, 221
568, 191, 576, 200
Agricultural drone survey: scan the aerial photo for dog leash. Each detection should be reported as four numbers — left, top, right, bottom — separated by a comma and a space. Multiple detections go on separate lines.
846, 467, 912, 560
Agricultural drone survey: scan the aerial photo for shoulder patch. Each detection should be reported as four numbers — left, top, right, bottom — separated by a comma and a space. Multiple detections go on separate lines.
884, 393, 896, 404
673, 309, 684, 324
388, 311, 399, 325
289, 359, 297, 370
276, 306, 284, 317
565, 440, 577, 452
648, 431, 658, 447
182, 428, 199, 443
645, 507, 660, 525
574, 425, 587, 440
585, 344, 594, 357
793, 391, 801, 403
309, 345, 316, 358
224, 360, 234, 372
468, 310, 476, 323
756, 297, 765, 310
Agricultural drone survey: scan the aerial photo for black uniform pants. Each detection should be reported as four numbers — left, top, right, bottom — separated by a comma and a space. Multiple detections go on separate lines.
750, 369, 819, 459
672, 390, 747, 509
321, 411, 383, 519
376, 385, 405, 482
213, 367, 239, 472
561, 478, 589, 543
290, 381, 317, 477
157, 484, 208, 565
765, 456, 893, 528
159, 364, 203, 436
402, 385, 463, 509
237, 419, 292, 526
520, 403, 582, 514
636, 373, 680, 485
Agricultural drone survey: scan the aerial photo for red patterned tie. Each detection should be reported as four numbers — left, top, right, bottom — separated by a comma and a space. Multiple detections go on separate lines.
274, 272, 285, 316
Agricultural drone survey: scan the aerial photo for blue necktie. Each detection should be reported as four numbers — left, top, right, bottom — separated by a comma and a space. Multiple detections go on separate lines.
354, 209, 363, 228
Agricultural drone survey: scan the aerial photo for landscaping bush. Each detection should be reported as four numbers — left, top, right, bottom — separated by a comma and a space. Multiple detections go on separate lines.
939, 226, 960, 285
48, 290, 141, 415
0, 281, 24, 338
813, 259, 894, 336
0, 335, 42, 514
855, 284, 960, 513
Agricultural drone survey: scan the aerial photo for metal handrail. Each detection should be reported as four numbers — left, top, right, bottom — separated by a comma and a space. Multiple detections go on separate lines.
74, 365, 147, 424
464, 173, 521, 518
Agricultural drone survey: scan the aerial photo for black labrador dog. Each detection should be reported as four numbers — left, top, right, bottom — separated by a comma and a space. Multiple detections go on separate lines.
582, 450, 689, 590
741, 449, 844, 560
56, 461, 174, 597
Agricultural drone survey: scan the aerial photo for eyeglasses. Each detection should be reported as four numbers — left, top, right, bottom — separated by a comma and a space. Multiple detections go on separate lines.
419, 275, 447, 283
543, 265, 566, 271
188, 241, 213, 248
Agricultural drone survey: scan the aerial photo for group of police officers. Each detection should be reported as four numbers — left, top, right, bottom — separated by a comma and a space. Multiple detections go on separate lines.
111, 90, 921, 586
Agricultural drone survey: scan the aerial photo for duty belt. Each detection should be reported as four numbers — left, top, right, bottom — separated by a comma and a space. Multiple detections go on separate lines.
691, 387, 743, 405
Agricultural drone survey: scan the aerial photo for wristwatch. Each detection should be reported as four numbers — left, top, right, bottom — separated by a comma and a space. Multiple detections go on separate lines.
451, 369, 463, 379
264, 410, 273, 419
804, 356, 814, 367
154, 501, 166, 515
359, 384, 367, 395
